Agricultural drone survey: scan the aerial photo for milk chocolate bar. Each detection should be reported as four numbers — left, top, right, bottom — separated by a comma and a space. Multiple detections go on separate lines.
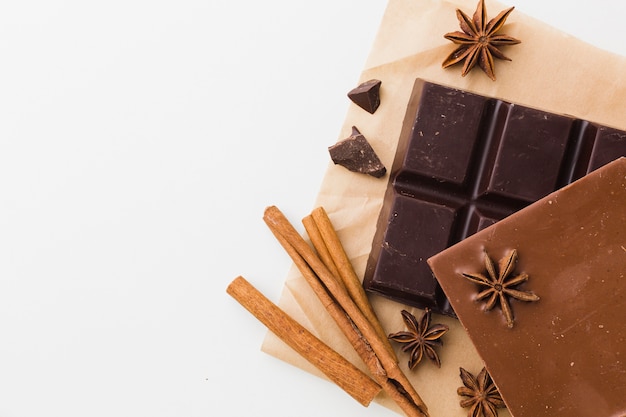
427, 157, 626, 417
363, 79, 626, 316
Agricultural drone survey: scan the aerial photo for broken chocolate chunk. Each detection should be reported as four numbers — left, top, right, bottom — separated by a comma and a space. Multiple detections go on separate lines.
348, 79, 382, 114
329, 126, 386, 178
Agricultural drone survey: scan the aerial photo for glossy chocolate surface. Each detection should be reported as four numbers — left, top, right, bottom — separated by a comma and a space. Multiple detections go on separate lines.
427, 157, 626, 417
363, 79, 626, 316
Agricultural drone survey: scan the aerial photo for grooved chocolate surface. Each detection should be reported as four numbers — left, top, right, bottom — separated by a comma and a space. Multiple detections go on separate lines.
427, 157, 626, 417
363, 79, 626, 316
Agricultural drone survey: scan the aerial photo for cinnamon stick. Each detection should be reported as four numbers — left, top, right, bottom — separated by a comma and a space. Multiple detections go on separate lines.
263, 206, 429, 417
301, 215, 343, 286
268, 224, 386, 376
307, 206, 396, 360
226, 276, 381, 407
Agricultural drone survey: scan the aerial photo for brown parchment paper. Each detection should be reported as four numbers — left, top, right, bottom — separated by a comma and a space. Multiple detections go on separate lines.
262, 0, 626, 415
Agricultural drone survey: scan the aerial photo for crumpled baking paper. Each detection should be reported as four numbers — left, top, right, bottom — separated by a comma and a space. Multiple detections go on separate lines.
261, 0, 626, 415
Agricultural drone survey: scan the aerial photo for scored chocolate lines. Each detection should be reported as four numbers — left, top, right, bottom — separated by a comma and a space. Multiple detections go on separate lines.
393, 96, 612, 248
364, 79, 626, 317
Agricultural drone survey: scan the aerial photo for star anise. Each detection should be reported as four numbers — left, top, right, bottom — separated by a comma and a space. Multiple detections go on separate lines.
442, 0, 521, 80
457, 367, 506, 417
461, 249, 539, 328
388, 308, 449, 369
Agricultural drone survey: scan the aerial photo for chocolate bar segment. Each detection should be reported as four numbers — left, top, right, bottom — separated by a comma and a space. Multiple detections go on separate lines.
427, 157, 626, 417
477, 103, 573, 202
363, 79, 626, 316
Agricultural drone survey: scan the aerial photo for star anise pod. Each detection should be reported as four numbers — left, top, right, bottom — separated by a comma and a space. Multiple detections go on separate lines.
457, 367, 506, 417
388, 308, 449, 369
442, 0, 521, 80
461, 249, 539, 328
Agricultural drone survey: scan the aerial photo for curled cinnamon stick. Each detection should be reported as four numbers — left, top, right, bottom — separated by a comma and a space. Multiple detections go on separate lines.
302, 215, 343, 286
226, 276, 381, 406
271, 217, 386, 377
307, 206, 396, 360
263, 206, 429, 417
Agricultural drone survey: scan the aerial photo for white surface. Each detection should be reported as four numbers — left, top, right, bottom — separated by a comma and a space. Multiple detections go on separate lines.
0, 1, 625, 416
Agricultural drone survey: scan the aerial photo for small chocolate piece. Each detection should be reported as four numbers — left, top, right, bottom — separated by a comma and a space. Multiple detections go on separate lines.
348, 79, 382, 114
363, 79, 626, 316
428, 157, 626, 417
329, 126, 386, 178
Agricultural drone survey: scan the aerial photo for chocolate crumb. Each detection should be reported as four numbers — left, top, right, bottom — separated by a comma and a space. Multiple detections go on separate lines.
328, 126, 386, 178
347, 79, 382, 114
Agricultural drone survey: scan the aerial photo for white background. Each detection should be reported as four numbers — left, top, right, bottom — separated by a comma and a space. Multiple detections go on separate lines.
0, 1, 625, 416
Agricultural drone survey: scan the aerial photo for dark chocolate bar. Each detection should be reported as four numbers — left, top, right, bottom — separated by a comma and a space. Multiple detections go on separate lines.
363, 79, 626, 316
427, 157, 626, 417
